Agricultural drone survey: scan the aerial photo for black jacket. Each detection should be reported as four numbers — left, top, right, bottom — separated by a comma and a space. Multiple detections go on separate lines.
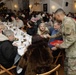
0, 40, 17, 68
27, 26, 37, 36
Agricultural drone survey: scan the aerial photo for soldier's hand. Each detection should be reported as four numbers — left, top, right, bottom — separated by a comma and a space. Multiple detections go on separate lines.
55, 44, 60, 48
46, 34, 51, 38
51, 47, 57, 51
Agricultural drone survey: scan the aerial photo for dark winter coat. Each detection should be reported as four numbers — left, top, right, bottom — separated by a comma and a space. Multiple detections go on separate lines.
0, 40, 17, 68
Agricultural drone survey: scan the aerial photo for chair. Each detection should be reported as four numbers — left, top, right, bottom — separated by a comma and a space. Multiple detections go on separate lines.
0, 64, 16, 75
54, 50, 65, 65
36, 64, 60, 75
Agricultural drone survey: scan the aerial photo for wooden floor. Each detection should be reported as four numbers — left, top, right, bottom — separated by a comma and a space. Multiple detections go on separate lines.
59, 66, 64, 75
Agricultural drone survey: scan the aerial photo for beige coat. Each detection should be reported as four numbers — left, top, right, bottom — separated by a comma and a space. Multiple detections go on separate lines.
37, 27, 49, 38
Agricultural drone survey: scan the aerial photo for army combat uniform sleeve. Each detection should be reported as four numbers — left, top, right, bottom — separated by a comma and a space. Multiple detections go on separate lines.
59, 18, 76, 49
50, 32, 61, 38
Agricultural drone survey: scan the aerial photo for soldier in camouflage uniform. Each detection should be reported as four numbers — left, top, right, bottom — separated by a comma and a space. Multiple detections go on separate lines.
54, 9, 76, 75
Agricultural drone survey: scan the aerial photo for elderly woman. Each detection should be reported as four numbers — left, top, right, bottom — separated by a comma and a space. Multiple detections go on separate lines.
0, 30, 17, 68
37, 23, 49, 38
17, 35, 54, 75
0, 24, 8, 41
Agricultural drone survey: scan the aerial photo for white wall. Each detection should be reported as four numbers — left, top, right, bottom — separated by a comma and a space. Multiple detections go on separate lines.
42, 0, 74, 14
5, 0, 19, 11
53, 0, 63, 6
12, 0, 19, 11
49, 0, 62, 13
18, 0, 23, 10
4, 0, 76, 13
42, 0, 63, 13
5, 0, 13, 10
63, 0, 73, 14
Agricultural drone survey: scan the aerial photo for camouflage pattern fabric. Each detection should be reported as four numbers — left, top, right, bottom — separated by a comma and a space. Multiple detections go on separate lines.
64, 57, 76, 75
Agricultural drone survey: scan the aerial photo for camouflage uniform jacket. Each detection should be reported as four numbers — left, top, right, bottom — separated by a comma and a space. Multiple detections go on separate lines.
59, 16, 76, 57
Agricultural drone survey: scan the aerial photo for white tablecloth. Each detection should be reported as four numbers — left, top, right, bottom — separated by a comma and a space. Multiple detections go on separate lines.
3, 22, 32, 56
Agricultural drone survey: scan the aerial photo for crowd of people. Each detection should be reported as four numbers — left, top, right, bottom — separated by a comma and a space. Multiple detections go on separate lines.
0, 8, 76, 75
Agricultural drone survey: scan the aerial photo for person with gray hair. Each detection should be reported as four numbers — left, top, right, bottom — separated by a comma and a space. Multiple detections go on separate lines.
0, 29, 17, 68
3, 30, 14, 41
